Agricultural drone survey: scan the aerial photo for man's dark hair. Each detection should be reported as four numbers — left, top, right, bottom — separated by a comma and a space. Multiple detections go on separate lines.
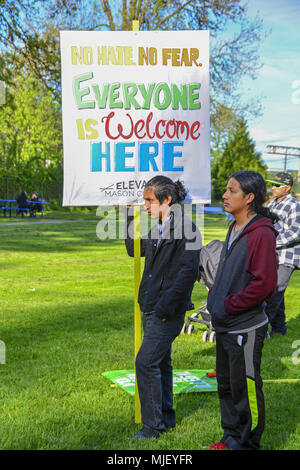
230, 170, 279, 224
145, 176, 187, 205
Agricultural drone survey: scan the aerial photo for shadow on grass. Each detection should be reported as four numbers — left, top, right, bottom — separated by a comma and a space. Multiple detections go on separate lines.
0, 296, 135, 386
261, 314, 300, 449
1, 296, 134, 338
263, 382, 300, 450
0, 221, 126, 253
175, 393, 209, 426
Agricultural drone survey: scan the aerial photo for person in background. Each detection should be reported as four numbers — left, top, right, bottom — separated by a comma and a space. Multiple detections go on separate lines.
29, 191, 40, 218
16, 190, 29, 217
265, 172, 300, 336
207, 171, 278, 450
125, 176, 201, 439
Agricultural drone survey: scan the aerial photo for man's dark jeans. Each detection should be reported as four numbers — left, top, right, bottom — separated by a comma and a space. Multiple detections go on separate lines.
135, 313, 184, 433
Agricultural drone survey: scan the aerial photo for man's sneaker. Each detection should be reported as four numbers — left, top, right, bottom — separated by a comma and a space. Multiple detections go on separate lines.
208, 441, 228, 450
132, 426, 164, 439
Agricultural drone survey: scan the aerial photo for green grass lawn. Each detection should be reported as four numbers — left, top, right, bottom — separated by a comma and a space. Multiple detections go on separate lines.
0, 213, 299, 450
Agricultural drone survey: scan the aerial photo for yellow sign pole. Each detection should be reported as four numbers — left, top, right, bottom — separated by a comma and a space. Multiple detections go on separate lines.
132, 20, 142, 425
133, 205, 142, 424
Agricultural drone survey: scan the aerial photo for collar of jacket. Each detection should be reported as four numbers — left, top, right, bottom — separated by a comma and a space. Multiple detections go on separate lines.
272, 192, 293, 205
226, 214, 278, 254
148, 209, 184, 249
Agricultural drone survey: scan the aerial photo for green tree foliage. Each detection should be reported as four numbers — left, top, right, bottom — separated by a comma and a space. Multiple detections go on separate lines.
0, 1, 63, 96
212, 118, 267, 200
0, 70, 62, 197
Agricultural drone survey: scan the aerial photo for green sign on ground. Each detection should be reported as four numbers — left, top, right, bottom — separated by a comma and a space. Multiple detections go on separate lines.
102, 369, 218, 396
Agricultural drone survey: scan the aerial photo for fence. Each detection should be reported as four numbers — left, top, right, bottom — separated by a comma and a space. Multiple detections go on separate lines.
0, 176, 62, 203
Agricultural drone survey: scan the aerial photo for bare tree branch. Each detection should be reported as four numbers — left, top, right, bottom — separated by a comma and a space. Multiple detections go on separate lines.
100, 0, 116, 30
152, 0, 195, 30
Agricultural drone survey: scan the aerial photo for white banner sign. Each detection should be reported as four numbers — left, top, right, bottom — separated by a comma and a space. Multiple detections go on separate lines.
60, 30, 210, 206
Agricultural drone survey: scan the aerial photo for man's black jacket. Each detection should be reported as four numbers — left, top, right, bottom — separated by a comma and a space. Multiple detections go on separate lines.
125, 208, 201, 320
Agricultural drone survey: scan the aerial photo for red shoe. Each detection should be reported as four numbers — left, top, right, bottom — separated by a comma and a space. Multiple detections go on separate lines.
208, 441, 228, 450
206, 368, 216, 377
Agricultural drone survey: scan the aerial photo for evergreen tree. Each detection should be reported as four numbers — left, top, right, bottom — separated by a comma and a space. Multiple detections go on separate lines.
212, 118, 267, 200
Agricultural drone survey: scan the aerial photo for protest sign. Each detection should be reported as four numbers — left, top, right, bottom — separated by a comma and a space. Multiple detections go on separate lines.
60, 30, 210, 206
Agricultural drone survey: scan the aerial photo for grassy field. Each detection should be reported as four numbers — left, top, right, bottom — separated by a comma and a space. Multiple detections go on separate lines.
0, 212, 299, 450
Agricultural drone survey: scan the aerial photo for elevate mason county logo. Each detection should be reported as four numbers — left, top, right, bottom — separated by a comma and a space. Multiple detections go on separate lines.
99, 179, 147, 199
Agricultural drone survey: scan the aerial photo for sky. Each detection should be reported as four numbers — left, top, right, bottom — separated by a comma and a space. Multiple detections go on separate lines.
240, 0, 300, 172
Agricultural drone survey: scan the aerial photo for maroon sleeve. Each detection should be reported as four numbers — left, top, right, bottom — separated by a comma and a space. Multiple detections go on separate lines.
224, 227, 278, 314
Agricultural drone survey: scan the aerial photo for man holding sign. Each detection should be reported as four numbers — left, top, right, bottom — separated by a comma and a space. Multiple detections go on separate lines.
60, 30, 209, 434
125, 176, 201, 439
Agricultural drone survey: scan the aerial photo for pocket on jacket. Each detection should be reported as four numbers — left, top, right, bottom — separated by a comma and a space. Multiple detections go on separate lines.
213, 308, 227, 320
207, 291, 228, 321
209, 301, 227, 321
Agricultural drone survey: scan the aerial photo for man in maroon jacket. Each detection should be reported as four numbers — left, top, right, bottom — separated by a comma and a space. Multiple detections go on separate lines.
207, 171, 278, 450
